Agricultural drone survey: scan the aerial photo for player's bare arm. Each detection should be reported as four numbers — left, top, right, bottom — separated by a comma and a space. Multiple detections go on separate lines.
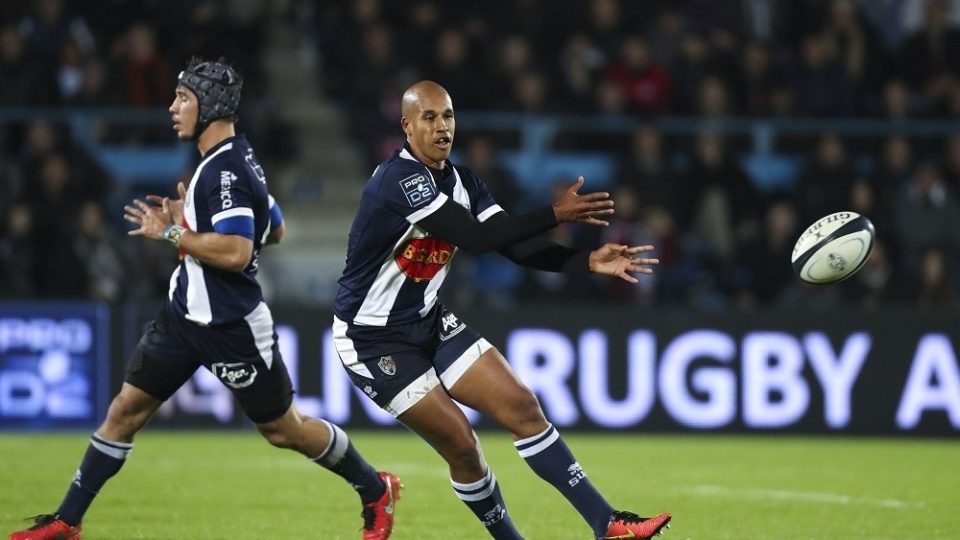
124, 197, 253, 272
551, 176, 615, 226
588, 244, 659, 284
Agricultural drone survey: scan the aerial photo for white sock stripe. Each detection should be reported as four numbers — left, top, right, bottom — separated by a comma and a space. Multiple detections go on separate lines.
451, 469, 494, 492
516, 428, 561, 458
90, 438, 132, 460
91, 433, 133, 449
315, 421, 350, 466
311, 420, 336, 462
452, 475, 498, 502
513, 424, 555, 449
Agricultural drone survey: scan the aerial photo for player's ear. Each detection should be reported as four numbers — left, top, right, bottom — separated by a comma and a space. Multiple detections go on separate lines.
401, 117, 411, 137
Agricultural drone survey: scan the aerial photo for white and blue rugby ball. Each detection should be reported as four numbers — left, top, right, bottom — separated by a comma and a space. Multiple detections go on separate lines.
791, 211, 875, 284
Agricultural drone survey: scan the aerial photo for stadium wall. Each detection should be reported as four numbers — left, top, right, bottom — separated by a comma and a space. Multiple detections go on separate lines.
1, 303, 958, 436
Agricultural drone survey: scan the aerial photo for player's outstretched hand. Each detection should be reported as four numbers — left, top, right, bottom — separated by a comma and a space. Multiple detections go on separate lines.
588, 243, 659, 283
124, 197, 174, 240
145, 181, 186, 226
552, 176, 615, 226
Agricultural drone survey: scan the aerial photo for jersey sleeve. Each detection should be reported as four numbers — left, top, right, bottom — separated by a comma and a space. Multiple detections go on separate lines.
268, 194, 283, 233
465, 169, 505, 223
377, 163, 449, 223
203, 162, 255, 239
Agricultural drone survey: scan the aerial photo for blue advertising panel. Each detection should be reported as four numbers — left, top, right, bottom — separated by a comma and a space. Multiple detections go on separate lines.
120, 304, 960, 436
0, 303, 110, 429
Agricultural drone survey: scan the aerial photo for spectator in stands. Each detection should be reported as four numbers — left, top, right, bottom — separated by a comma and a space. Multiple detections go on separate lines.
18, 0, 95, 66
881, 79, 914, 118
910, 247, 957, 310
593, 78, 628, 116
874, 135, 915, 196
841, 239, 896, 309
893, 162, 960, 273
117, 23, 171, 108
432, 29, 481, 110
797, 133, 855, 224
737, 41, 780, 116
513, 71, 554, 113
488, 35, 535, 109
601, 186, 658, 304
584, 0, 625, 59
737, 199, 801, 308
898, 0, 960, 107
670, 32, 712, 113
0, 204, 37, 298
686, 130, 762, 261
791, 33, 857, 115
603, 36, 672, 114
75, 200, 128, 302
27, 153, 88, 298
558, 33, 606, 112
697, 75, 732, 116
822, 0, 889, 97
616, 125, 679, 214
0, 23, 57, 105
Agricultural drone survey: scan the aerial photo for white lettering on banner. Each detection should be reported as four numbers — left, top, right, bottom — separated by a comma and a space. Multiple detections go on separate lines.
897, 334, 960, 428
0, 318, 92, 353
508, 329, 579, 426
0, 372, 44, 416
804, 332, 870, 428
743, 332, 809, 428
578, 330, 656, 427
658, 330, 737, 428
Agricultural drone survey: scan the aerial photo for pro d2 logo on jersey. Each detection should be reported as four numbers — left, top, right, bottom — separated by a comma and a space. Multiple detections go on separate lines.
212, 362, 258, 389
399, 173, 436, 207
395, 236, 455, 282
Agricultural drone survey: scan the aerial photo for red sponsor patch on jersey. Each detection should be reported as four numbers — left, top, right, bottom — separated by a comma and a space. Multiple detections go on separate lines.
395, 236, 455, 282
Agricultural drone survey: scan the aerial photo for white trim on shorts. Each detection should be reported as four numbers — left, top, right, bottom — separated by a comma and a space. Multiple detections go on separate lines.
385, 367, 441, 416
440, 338, 493, 390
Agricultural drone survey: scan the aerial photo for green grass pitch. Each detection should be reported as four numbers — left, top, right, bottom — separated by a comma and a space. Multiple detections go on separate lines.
1, 431, 957, 539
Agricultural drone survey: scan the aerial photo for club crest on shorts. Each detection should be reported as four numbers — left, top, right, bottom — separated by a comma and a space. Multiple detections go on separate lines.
212, 362, 258, 389
378, 355, 396, 375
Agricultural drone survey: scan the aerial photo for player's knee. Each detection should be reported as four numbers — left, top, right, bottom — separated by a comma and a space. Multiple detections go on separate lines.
511, 386, 547, 426
102, 396, 149, 440
440, 429, 483, 470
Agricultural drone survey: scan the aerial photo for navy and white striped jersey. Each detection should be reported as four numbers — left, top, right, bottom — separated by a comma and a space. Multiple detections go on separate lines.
334, 143, 503, 326
169, 135, 276, 326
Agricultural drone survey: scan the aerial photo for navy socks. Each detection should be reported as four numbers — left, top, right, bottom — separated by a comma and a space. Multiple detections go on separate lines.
57, 433, 132, 525
515, 424, 613, 537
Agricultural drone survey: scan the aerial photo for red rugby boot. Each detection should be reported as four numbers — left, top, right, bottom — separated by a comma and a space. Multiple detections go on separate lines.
599, 510, 671, 539
361, 471, 402, 540
9, 514, 81, 540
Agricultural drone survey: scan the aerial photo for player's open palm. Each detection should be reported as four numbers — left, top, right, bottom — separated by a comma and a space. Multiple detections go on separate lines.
552, 176, 615, 226
124, 197, 174, 240
588, 243, 659, 283
145, 181, 186, 226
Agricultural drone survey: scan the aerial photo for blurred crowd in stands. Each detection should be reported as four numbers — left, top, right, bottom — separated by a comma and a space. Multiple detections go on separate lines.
314, 0, 960, 311
0, 0, 294, 302
2, 0, 960, 312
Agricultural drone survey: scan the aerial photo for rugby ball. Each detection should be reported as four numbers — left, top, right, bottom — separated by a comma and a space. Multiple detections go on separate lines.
791, 211, 875, 284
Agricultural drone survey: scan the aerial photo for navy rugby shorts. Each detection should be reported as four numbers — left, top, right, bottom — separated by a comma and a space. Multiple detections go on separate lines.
332, 304, 492, 417
125, 300, 294, 423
